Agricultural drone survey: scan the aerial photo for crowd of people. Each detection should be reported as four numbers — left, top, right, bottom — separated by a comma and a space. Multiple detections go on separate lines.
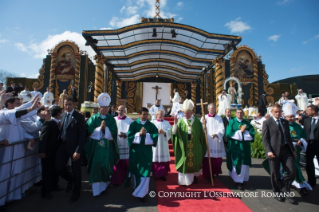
0, 84, 318, 209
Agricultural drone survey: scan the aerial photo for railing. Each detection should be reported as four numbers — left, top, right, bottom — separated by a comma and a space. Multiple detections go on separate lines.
0, 138, 41, 204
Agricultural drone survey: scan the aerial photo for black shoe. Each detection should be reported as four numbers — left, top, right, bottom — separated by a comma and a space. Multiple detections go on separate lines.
69, 194, 80, 203
41, 193, 53, 200
285, 194, 297, 205
274, 196, 285, 202
301, 188, 309, 196
236, 183, 244, 190
140, 197, 147, 203
160, 176, 167, 181
34, 180, 42, 187
308, 182, 316, 189
51, 186, 64, 191
66, 181, 74, 193
193, 176, 198, 184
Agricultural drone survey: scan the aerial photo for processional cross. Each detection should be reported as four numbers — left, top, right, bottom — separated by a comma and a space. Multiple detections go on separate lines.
152, 85, 162, 100
196, 99, 214, 187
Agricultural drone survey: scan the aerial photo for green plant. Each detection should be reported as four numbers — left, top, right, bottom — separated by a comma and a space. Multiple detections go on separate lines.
251, 129, 266, 159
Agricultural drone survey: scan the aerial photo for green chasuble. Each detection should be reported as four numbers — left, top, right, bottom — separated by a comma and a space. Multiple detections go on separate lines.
287, 122, 307, 183
170, 117, 207, 174
86, 112, 119, 184
126, 118, 158, 188
226, 117, 255, 175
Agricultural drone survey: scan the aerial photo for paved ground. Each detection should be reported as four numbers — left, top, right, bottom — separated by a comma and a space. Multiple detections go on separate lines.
2, 158, 319, 212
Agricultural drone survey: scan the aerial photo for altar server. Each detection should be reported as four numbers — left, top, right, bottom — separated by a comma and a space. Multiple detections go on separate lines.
151, 109, 171, 181
201, 103, 225, 180
111, 105, 133, 185
149, 99, 165, 120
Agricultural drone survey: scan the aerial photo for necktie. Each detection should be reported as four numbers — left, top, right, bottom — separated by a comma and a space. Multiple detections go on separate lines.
61, 114, 70, 140
276, 119, 286, 145
58, 121, 61, 128
310, 118, 316, 140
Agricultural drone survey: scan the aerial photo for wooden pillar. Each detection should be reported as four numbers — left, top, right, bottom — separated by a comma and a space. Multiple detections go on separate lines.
191, 82, 197, 113
116, 80, 122, 107
49, 53, 57, 99
213, 58, 225, 113
93, 55, 106, 102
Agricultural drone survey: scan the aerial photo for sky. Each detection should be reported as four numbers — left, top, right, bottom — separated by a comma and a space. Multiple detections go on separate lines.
0, 0, 318, 83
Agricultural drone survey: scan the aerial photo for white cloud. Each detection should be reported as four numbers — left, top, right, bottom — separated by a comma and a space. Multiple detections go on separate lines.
19, 72, 39, 78
14, 31, 96, 59
303, 34, 319, 44
225, 17, 251, 33
277, 0, 291, 5
15, 43, 27, 51
120, 6, 126, 13
176, 17, 183, 22
177, 2, 183, 7
268, 35, 280, 42
0, 39, 8, 43
100, 27, 113, 30
110, 14, 140, 28
126, 6, 139, 16
109, 0, 182, 29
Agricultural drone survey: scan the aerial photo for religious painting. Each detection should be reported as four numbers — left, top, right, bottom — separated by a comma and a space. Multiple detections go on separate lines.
48, 41, 80, 101
55, 46, 76, 76
233, 50, 254, 82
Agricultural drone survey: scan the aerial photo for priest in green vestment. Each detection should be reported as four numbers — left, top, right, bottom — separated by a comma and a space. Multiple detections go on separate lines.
226, 108, 255, 190
86, 93, 119, 196
171, 99, 207, 186
284, 114, 312, 196
126, 107, 158, 202
282, 102, 312, 196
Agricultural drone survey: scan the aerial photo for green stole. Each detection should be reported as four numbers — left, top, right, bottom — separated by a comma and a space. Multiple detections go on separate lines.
226, 117, 255, 174
170, 116, 207, 174
125, 118, 158, 188
86, 112, 119, 183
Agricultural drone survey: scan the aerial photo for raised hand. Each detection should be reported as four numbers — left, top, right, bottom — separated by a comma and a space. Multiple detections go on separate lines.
31, 93, 39, 102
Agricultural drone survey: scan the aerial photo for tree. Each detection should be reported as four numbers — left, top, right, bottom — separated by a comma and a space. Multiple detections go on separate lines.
0, 70, 18, 85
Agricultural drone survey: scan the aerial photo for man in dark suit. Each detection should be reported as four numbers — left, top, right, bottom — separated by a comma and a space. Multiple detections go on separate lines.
39, 106, 62, 200
262, 104, 297, 204
258, 92, 267, 116
303, 105, 319, 188
184, 89, 191, 100
5, 81, 19, 97
108, 105, 118, 117
71, 85, 77, 103
222, 108, 232, 151
55, 97, 86, 203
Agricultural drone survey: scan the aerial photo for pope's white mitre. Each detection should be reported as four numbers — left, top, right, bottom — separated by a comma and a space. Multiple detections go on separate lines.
283, 102, 297, 116
182, 99, 194, 111
97, 93, 111, 107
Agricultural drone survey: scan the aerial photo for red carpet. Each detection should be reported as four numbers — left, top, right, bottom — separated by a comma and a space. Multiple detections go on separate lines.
154, 118, 252, 212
